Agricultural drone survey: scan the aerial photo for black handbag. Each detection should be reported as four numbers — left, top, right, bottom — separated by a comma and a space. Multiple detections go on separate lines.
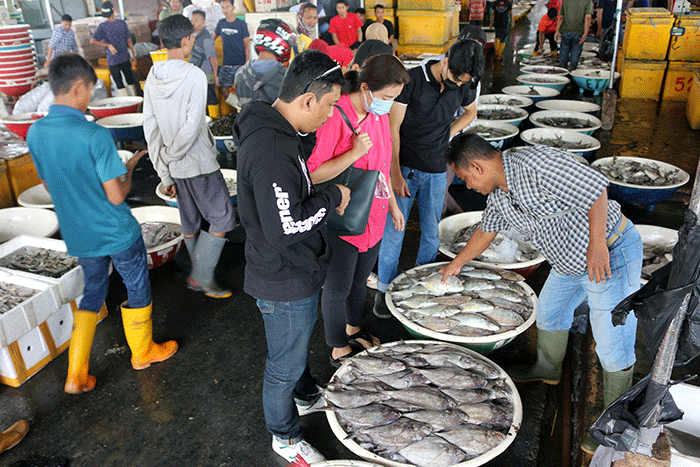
316, 105, 380, 237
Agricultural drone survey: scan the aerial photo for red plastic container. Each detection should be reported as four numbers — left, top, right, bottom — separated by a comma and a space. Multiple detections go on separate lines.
0, 69, 36, 80
0, 59, 36, 69
0, 48, 34, 59
0, 64, 36, 75
88, 97, 144, 118
0, 80, 35, 98
0, 112, 46, 139
0, 37, 31, 47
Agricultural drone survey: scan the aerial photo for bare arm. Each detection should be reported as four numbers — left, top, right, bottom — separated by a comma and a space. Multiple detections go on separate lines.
450, 102, 477, 139
127, 37, 136, 63
44, 47, 53, 67
537, 31, 545, 51
243, 37, 250, 62
102, 150, 147, 205
92, 37, 118, 55
357, 27, 363, 42
439, 228, 499, 280
210, 56, 219, 87
596, 8, 603, 37
555, 13, 564, 40
579, 14, 591, 43
586, 190, 611, 283
389, 103, 409, 198
332, 32, 340, 44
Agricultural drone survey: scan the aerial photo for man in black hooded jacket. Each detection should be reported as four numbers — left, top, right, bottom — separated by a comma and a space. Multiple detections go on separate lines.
233, 50, 349, 464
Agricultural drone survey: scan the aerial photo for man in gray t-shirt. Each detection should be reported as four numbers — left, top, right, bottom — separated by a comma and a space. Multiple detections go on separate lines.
555, 0, 593, 70
190, 10, 220, 116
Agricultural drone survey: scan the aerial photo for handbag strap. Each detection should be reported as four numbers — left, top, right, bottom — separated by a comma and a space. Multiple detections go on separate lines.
334, 104, 358, 136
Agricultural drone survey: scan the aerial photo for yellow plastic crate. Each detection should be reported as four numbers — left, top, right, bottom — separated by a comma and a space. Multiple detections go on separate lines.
662, 61, 696, 101
398, 0, 453, 12
687, 68, 700, 129
150, 48, 168, 62
366, 9, 395, 21
397, 39, 455, 55
667, 15, 700, 62
619, 58, 667, 100
0, 161, 14, 208
6, 154, 40, 202
398, 8, 454, 45
450, 5, 459, 38
622, 8, 674, 60
366, 0, 397, 10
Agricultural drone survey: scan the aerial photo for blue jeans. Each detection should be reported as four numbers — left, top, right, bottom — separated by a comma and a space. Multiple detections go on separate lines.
536, 219, 642, 372
78, 237, 151, 312
559, 32, 583, 70
377, 166, 448, 291
256, 292, 320, 442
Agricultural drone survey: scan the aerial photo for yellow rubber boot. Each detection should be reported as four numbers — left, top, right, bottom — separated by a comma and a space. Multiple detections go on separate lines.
499, 41, 507, 58
121, 302, 178, 370
208, 104, 221, 119
0, 420, 29, 454
64, 310, 98, 394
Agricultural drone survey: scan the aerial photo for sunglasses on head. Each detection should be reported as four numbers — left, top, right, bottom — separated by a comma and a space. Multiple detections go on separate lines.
301, 64, 342, 94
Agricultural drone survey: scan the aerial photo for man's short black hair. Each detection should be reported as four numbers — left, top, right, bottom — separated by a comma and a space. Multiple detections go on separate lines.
301, 2, 317, 12
547, 7, 558, 19
356, 7, 365, 14
192, 9, 206, 19
336, 0, 349, 6
159, 14, 194, 49
447, 133, 500, 170
48, 53, 97, 96
458, 25, 487, 47
61, 14, 72, 22
446, 38, 485, 81
374, 4, 385, 10
278, 50, 345, 103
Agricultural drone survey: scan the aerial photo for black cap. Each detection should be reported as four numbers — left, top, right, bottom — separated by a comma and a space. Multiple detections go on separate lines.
351, 39, 392, 67
101, 1, 114, 17
458, 25, 487, 48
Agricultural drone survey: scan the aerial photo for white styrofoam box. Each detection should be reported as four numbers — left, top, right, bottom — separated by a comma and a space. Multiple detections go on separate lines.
16, 326, 49, 371
45, 303, 73, 350
0, 235, 84, 305
0, 344, 17, 379
0, 270, 61, 347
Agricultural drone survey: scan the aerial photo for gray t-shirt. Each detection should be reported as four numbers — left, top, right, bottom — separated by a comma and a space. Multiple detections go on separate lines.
560, 0, 594, 34
191, 28, 217, 75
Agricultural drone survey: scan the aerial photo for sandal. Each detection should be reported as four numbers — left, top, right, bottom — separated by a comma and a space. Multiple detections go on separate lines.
329, 345, 362, 369
346, 328, 380, 350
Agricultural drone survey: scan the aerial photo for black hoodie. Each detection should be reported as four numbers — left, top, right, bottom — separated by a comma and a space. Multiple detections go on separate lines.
234, 101, 342, 302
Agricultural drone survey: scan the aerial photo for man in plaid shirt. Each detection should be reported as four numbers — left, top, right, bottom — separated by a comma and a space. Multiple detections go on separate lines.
45, 15, 79, 68
441, 134, 642, 454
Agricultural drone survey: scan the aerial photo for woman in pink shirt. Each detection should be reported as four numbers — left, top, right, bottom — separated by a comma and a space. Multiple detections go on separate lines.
308, 54, 409, 367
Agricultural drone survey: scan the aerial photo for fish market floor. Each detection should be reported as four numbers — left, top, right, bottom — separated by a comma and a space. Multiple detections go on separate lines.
3, 15, 700, 467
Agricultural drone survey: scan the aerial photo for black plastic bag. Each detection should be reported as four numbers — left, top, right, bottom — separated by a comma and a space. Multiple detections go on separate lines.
597, 23, 617, 62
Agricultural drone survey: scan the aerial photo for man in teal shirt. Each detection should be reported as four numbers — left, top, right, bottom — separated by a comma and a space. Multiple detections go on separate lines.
27, 53, 178, 395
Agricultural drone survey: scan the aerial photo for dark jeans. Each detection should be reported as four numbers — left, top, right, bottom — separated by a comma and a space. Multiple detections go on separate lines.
535, 31, 558, 51
109, 60, 136, 88
78, 237, 151, 312
321, 236, 381, 348
559, 32, 583, 70
256, 291, 320, 442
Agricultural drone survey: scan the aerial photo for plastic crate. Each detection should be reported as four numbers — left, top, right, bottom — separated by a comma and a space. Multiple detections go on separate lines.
619, 58, 667, 100
667, 15, 700, 62
149, 49, 167, 62
622, 8, 674, 60
5, 153, 40, 203
662, 61, 696, 101
398, 8, 455, 46
398, 0, 453, 11
0, 160, 15, 208
397, 39, 454, 55
687, 68, 700, 130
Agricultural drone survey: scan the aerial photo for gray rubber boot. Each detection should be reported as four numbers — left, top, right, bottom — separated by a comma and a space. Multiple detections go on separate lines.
188, 231, 232, 298
581, 366, 634, 455
373, 292, 392, 319
508, 330, 569, 384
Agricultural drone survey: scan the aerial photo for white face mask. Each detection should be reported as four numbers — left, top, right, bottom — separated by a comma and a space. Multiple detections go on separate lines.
363, 90, 393, 115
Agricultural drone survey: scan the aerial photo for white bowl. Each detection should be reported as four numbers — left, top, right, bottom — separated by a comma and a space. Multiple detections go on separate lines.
520, 65, 570, 76
17, 184, 53, 209
95, 113, 144, 128
529, 110, 602, 135
130, 206, 184, 269
478, 94, 533, 108
476, 104, 529, 127
463, 120, 519, 150
0, 207, 58, 243
502, 85, 560, 102
516, 73, 570, 91
311, 462, 384, 467
520, 128, 600, 158
591, 157, 690, 190
535, 99, 601, 114
325, 340, 524, 466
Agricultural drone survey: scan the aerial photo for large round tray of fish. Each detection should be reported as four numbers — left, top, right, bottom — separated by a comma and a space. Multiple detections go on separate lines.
386, 263, 537, 344
324, 340, 522, 467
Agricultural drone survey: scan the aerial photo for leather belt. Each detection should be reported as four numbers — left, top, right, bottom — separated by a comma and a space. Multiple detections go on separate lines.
606, 215, 628, 248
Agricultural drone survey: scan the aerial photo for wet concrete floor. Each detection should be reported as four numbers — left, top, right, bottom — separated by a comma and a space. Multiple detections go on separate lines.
2, 12, 700, 467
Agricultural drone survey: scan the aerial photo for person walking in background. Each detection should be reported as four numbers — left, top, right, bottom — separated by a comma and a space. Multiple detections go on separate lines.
233, 50, 349, 463
28, 54, 178, 394
214, 0, 250, 106
91, 1, 138, 97
535, 7, 559, 54
44, 14, 78, 68
144, 15, 236, 298
555, 0, 592, 70
159, 0, 184, 21
469, 0, 486, 25
190, 9, 220, 118
308, 54, 409, 367
329, 0, 363, 47
490, 0, 513, 59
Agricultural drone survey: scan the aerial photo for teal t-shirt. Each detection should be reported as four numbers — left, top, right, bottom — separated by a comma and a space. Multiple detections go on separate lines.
26, 105, 141, 258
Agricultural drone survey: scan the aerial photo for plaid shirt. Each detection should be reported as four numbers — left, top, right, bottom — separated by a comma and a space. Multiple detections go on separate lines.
49, 26, 78, 55
481, 145, 622, 276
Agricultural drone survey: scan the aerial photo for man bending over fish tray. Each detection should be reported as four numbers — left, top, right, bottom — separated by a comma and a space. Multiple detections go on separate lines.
144, 15, 236, 298
440, 136, 642, 454
373, 39, 485, 319
233, 50, 350, 463
26, 54, 178, 394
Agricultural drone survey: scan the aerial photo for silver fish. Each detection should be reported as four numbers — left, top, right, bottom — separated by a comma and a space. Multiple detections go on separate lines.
0, 282, 37, 314
437, 424, 506, 457
140, 222, 181, 249
398, 435, 467, 467
419, 273, 464, 294
418, 351, 479, 370
415, 367, 487, 390
476, 287, 528, 304
385, 387, 458, 410
373, 369, 431, 389
324, 389, 389, 408
403, 408, 471, 431
480, 308, 525, 327
410, 304, 463, 318
352, 418, 433, 453
460, 269, 502, 280
451, 312, 501, 331
399, 294, 438, 308
439, 388, 493, 404
459, 299, 496, 312
484, 297, 530, 315
349, 355, 408, 375
0, 246, 78, 279
455, 402, 508, 425
335, 404, 402, 429
462, 279, 498, 292
447, 325, 494, 337
411, 316, 460, 332
431, 295, 472, 306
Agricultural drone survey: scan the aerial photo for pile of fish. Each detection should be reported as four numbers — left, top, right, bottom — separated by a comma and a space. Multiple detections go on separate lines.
325, 341, 516, 466
209, 112, 237, 137
642, 245, 673, 279
0, 142, 29, 159
595, 158, 681, 187
140, 222, 182, 249
535, 116, 594, 129
388, 264, 533, 337
484, 96, 526, 106
521, 76, 560, 84
477, 108, 524, 120
464, 125, 513, 139
529, 134, 593, 150
0, 282, 37, 314
524, 86, 542, 96
93, 101, 129, 108
451, 223, 539, 264
523, 67, 562, 74
0, 247, 78, 278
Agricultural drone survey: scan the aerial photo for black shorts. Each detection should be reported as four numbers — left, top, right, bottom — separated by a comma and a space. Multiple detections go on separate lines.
495, 27, 509, 41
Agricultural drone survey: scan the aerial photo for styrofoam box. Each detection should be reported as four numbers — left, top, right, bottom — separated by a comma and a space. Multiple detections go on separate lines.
0, 270, 61, 348
45, 302, 73, 350
0, 235, 84, 305
0, 325, 49, 381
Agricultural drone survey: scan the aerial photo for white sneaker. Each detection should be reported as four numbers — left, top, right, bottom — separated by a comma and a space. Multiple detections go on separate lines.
295, 394, 325, 417
366, 272, 378, 290
271, 437, 326, 463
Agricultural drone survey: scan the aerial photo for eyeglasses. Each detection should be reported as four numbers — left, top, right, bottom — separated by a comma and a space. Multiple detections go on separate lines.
301, 64, 341, 94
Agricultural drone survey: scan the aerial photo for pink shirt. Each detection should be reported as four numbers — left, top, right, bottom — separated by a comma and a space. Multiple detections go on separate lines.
308, 94, 392, 252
